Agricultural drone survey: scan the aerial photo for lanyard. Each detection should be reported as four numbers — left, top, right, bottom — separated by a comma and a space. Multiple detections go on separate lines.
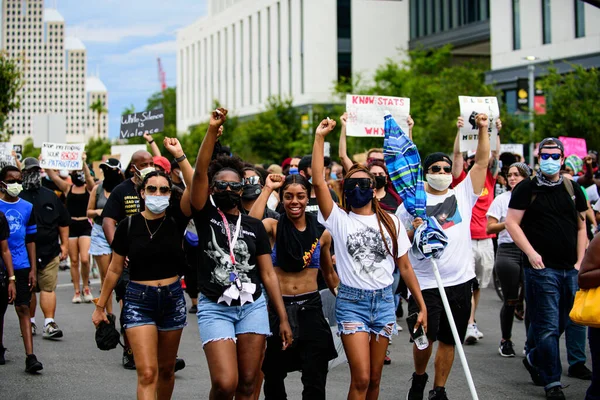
216, 208, 242, 266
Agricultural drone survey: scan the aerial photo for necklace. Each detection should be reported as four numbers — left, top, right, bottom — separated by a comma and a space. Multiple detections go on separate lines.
144, 215, 166, 240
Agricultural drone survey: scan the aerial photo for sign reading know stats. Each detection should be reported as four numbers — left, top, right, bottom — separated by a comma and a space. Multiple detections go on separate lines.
346, 95, 410, 137
120, 109, 165, 139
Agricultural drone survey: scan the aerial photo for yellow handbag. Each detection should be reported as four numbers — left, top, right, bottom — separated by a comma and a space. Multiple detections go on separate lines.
569, 287, 600, 328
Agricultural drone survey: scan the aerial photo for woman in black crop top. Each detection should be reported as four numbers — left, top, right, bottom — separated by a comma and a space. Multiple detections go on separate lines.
189, 108, 292, 399
45, 155, 95, 304
92, 171, 189, 399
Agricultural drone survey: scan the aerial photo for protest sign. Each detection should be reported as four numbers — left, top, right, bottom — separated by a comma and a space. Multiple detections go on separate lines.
0, 143, 15, 166
458, 96, 500, 152
110, 145, 146, 170
346, 95, 410, 137
500, 144, 524, 157
120, 109, 164, 139
559, 136, 587, 158
13, 144, 22, 161
40, 143, 85, 170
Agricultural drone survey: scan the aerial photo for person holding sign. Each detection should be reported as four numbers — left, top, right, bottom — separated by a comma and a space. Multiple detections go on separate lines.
44, 154, 95, 304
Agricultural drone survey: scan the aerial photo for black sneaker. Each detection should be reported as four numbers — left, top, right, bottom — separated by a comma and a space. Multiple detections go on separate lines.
407, 372, 428, 400
123, 348, 136, 370
174, 358, 186, 372
522, 357, 544, 386
428, 386, 448, 400
0, 347, 5, 365
188, 305, 198, 314
499, 340, 516, 357
545, 387, 565, 400
568, 362, 592, 380
25, 354, 43, 373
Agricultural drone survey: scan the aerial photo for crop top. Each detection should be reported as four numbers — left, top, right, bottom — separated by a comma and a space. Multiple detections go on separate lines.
271, 240, 321, 271
66, 187, 90, 219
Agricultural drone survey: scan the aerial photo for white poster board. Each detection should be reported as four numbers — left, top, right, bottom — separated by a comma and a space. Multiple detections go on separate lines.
110, 144, 147, 170
500, 144, 524, 157
32, 114, 67, 148
346, 95, 410, 137
458, 96, 500, 152
0, 143, 15, 166
40, 143, 85, 170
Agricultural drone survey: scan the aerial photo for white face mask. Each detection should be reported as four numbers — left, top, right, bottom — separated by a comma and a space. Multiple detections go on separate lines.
426, 174, 453, 191
4, 182, 23, 197
134, 166, 155, 180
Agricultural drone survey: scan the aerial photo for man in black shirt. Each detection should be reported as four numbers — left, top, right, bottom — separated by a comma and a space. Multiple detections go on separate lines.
20, 158, 70, 340
506, 138, 590, 400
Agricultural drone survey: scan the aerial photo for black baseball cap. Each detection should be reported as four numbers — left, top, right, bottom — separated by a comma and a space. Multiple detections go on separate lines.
22, 157, 41, 171
538, 137, 564, 154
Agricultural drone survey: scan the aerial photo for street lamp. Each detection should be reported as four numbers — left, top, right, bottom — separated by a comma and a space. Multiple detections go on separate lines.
524, 56, 539, 166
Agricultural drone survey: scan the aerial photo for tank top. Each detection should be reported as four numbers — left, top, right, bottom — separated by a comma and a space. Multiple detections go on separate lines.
270, 238, 321, 271
66, 185, 90, 219
93, 183, 108, 225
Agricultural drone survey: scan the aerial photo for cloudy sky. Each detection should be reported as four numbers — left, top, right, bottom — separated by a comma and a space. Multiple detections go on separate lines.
46, 0, 207, 138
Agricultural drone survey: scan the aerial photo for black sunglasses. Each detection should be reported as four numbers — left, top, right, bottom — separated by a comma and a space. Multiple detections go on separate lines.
4, 179, 22, 184
343, 178, 373, 191
145, 185, 171, 194
213, 180, 244, 191
540, 153, 561, 161
429, 165, 452, 173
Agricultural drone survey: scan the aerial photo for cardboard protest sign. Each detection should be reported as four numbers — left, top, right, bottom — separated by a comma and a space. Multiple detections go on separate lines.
0, 143, 15, 166
40, 143, 85, 170
559, 137, 587, 159
458, 96, 500, 152
120, 109, 164, 139
110, 145, 146, 170
346, 95, 410, 137
12, 144, 22, 161
500, 144, 524, 157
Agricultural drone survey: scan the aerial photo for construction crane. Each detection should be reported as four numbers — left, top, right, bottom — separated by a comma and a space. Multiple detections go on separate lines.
157, 57, 167, 93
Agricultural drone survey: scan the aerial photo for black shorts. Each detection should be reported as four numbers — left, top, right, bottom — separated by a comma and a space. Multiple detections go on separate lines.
14, 268, 32, 307
69, 219, 92, 238
408, 278, 474, 345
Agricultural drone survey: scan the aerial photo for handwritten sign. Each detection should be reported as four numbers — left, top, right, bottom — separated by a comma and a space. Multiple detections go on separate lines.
120, 109, 164, 139
559, 136, 587, 158
458, 96, 500, 152
40, 142, 85, 170
500, 144, 524, 157
0, 143, 15, 166
346, 95, 410, 137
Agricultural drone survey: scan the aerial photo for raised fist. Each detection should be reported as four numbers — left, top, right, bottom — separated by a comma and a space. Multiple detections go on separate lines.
315, 118, 337, 137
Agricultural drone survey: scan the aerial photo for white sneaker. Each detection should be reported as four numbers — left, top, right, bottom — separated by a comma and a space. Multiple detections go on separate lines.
398, 325, 403, 332
464, 324, 478, 344
72, 292, 82, 304
473, 323, 484, 339
82, 287, 94, 303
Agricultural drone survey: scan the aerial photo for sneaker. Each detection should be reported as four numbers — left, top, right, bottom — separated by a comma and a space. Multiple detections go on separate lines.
545, 387, 566, 400
91, 265, 100, 279
428, 386, 449, 400
188, 305, 198, 314
407, 372, 428, 400
464, 324, 478, 344
0, 347, 5, 365
82, 287, 94, 303
174, 358, 186, 372
43, 322, 63, 340
384, 350, 391, 365
72, 292, 82, 304
499, 340, 516, 357
398, 325, 403, 332
568, 362, 592, 380
123, 348, 136, 370
473, 323, 484, 339
31, 323, 37, 336
522, 357, 544, 386
25, 354, 43, 373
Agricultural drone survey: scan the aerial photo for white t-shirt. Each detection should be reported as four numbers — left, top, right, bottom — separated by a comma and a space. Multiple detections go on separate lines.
586, 184, 599, 205
486, 191, 513, 245
593, 199, 600, 213
396, 173, 479, 290
318, 204, 410, 290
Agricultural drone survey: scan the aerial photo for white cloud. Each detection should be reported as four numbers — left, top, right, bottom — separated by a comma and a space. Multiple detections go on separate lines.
104, 40, 176, 65
66, 25, 170, 43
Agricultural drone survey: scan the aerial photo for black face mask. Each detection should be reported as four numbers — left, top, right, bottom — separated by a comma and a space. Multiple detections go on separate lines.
374, 176, 387, 190
212, 191, 241, 211
71, 171, 86, 187
242, 184, 262, 201
102, 170, 124, 192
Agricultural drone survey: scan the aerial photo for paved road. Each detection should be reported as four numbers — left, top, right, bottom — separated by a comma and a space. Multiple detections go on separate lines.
0, 270, 592, 399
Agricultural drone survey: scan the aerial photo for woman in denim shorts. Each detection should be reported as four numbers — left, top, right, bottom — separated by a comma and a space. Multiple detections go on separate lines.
93, 170, 190, 399
311, 117, 428, 399
190, 109, 293, 399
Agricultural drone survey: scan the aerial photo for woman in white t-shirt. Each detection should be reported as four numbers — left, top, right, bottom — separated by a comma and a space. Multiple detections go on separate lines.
311, 117, 427, 400
486, 162, 531, 358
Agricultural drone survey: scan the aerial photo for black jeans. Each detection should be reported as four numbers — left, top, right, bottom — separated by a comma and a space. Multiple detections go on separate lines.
263, 291, 337, 400
495, 242, 524, 340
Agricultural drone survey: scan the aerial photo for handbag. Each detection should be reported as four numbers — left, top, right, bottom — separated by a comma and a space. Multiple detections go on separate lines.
569, 287, 600, 328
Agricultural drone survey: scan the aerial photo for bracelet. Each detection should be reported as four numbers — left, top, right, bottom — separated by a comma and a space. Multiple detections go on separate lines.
175, 154, 187, 163
148, 139, 155, 144
8, 275, 15, 281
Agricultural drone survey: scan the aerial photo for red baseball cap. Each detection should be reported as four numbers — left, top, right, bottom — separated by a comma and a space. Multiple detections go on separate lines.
153, 156, 171, 174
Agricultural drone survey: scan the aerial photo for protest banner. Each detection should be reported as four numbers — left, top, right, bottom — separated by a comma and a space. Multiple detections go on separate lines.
111, 145, 146, 170
458, 96, 500, 152
346, 95, 410, 137
13, 144, 22, 161
40, 143, 85, 170
559, 137, 587, 158
500, 144, 524, 158
120, 109, 164, 139
0, 143, 15, 166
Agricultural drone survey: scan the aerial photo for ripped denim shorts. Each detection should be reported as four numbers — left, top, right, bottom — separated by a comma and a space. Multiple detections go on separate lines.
335, 283, 397, 339
122, 280, 187, 331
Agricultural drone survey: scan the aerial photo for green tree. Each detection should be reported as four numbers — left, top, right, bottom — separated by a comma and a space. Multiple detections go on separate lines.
0, 51, 25, 140
122, 104, 135, 115
22, 137, 40, 160
147, 87, 176, 127
90, 97, 108, 138
85, 137, 112, 162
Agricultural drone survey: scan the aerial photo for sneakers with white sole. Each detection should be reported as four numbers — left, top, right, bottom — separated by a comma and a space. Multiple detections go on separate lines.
43, 322, 63, 340
82, 287, 94, 303
72, 292, 82, 304
464, 324, 478, 344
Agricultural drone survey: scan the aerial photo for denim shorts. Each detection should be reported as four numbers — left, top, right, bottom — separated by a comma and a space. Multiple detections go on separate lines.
90, 223, 112, 256
197, 292, 270, 347
122, 280, 187, 331
335, 283, 397, 339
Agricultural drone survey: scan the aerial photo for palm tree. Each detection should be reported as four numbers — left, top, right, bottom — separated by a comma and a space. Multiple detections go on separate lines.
90, 98, 108, 138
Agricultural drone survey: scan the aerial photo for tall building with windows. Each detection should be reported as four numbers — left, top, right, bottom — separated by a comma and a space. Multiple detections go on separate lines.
1, 0, 109, 144
176, 0, 409, 132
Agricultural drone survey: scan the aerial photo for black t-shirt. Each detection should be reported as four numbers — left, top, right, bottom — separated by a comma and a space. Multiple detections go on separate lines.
304, 189, 340, 215
509, 178, 588, 270
101, 179, 142, 224
111, 211, 189, 281
193, 203, 271, 305
379, 191, 400, 212
20, 187, 70, 263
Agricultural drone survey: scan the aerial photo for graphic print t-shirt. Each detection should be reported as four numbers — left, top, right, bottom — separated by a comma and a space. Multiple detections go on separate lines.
193, 203, 271, 305
0, 198, 37, 270
486, 191, 513, 245
318, 204, 410, 290
397, 173, 479, 290
101, 179, 141, 223
453, 169, 496, 239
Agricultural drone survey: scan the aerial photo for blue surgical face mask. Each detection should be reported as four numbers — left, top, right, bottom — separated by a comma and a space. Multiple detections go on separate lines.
289, 167, 299, 175
145, 195, 170, 214
331, 172, 338, 180
539, 158, 561, 176
345, 187, 373, 208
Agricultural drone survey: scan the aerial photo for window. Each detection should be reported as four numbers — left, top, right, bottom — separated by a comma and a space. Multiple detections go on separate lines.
542, 0, 551, 44
512, 0, 521, 50
575, 0, 585, 38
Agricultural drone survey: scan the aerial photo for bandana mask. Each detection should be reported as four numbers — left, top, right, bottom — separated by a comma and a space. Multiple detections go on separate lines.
22, 170, 42, 190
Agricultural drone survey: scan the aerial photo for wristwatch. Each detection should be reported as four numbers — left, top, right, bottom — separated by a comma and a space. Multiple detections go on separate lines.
8, 275, 15, 281
175, 154, 187, 163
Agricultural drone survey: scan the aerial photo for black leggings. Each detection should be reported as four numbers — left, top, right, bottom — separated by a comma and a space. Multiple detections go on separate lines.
0, 274, 8, 348
495, 242, 524, 340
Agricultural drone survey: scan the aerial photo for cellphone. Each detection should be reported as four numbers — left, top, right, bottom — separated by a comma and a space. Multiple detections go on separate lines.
406, 312, 424, 339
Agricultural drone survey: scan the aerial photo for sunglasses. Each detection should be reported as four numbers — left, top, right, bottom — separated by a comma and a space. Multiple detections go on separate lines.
213, 180, 244, 191
540, 153, 561, 161
145, 185, 171, 194
4, 179, 22, 184
429, 165, 452, 173
343, 178, 373, 191
244, 176, 261, 185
